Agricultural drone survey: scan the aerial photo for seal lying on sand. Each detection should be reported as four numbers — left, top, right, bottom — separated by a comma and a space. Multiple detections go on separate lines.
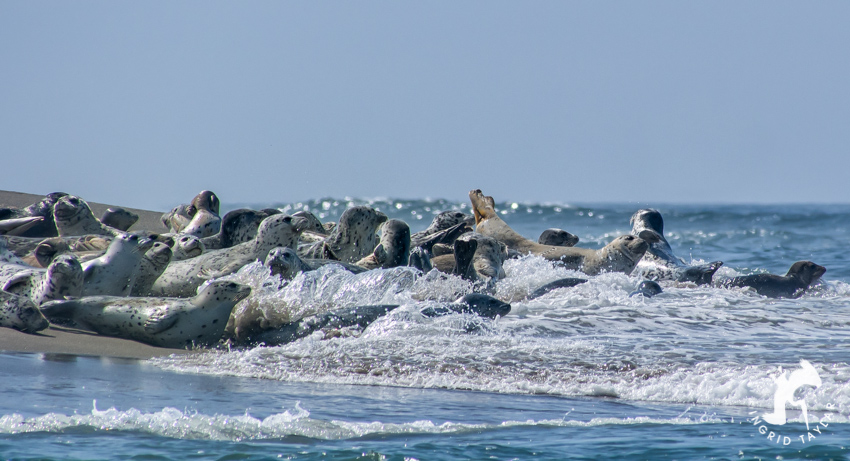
100, 207, 139, 232
469, 189, 649, 276
299, 206, 388, 263
21, 235, 112, 268
200, 208, 280, 250
629, 209, 723, 285
182, 191, 221, 238
150, 214, 309, 297
0, 192, 67, 237
1, 254, 84, 305
40, 280, 251, 349
0, 291, 49, 333
0, 217, 45, 236
171, 234, 205, 261
130, 242, 173, 296
80, 233, 146, 297
723, 261, 826, 299
53, 195, 123, 237
355, 219, 411, 270
161, 190, 222, 235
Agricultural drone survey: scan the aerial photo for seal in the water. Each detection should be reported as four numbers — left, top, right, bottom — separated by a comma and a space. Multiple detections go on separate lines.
53, 195, 122, 237
469, 189, 649, 276
538, 228, 579, 247
431, 232, 508, 289
100, 207, 139, 232
264, 247, 311, 280
0, 290, 49, 333
0, 192, 67, 237
80, 233, 146, 297
355, 219, 411, 270
1, 253, 84, 305
171, 234, 205, 261
526, 277, 588, 300
40, 280, 252, 349
299, 206, 388, 263
181, 191, 222, 238
723, 261, 826, 299
200, 208, 281, 250
150, 214, 309, 298
629, 280, 663, 298
629, 208, 723, 285
130, 242, 173, 296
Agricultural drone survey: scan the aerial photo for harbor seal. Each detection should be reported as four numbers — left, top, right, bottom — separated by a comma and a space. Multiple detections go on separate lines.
22, 235, 111, 268
538, 228, 579, 247
200, 208, 280, 250
629, 209, 723, 285
0, 291, 49, 333
100, 207, 139, 232
723, 261, 826, 299
130, 242, 173, 296
299, 206, 388, 263
431, 232, 508, 289
526, 277, 588, 300
53, 195, 121, 237
40, 280, 252, 349
161, 203, 195, 234
182, 191, 222, 238
171, 234, 205, 261
264, 247, 367, 282
410, 211, 474, 249
629, 280, 664, 298
1, 253, 84, 305
0, 192, 67, 237
469, 189, 649, 276
80, 233, 145, 297
150, 214, 309, 298
355, 219, 411, 270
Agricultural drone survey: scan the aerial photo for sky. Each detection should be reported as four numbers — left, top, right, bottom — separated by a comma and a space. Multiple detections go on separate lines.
2, 1, 849, 211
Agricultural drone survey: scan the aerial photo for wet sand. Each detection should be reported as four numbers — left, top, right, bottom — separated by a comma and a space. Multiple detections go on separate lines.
0, 190, 189, 359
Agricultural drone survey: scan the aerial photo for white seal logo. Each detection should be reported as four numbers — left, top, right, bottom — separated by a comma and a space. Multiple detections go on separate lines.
762, 359, 822, 430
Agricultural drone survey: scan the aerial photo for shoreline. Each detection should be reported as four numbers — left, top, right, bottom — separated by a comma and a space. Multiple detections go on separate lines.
1, 189, 189, 359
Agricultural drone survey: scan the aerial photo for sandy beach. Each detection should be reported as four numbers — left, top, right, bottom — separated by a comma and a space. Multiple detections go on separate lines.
0, 190, 189, 359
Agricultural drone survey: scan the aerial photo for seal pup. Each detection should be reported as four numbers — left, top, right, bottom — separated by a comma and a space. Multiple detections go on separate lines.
629, 208, 723, 285
0, 291, 49, 333
299, 206, 388, 264
130, 242, 173, 296
723, 261, 826, 299
40, 280, 251, 349
150, 214, 309, 298
80, 233, 146, 297
200, 208, 280, 250
53, 195, 122, 237
171, 234, 205, 261
355, 219, 411, 270
1, 254, 84, 305
100, 207, 139, 232
182, 191, 222, 238
0, 192, 67, 237
469, 189, 649, 276
538, 228, 579, 247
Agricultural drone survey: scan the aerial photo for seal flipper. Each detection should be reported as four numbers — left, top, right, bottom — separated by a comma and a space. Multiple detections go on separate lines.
527, 277, 587, 300
677, 261, 723, 285
144, 308, 180, 334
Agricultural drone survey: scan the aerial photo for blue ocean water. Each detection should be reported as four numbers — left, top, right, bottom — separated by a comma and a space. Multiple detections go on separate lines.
2, 199, 850, 460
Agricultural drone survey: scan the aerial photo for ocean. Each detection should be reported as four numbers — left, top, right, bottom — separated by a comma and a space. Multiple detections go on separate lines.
2, 198, 849, 460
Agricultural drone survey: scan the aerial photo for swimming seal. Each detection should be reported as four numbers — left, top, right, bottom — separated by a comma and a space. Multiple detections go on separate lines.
40, 280, 251, 349
355, 219, 411, 270
0, 253, 84, 305
723, 261, 826, 298
629, 280, 663, 298
150, 214, 309, 298
469, 189, 649, 276
629, 209, 723, 285
0, 291, 49, 333
299, 206, 388, 263
80, 233, 146, 297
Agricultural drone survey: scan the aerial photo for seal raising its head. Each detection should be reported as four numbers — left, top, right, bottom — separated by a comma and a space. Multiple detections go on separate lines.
1, 253, 84, 305
724, 261, 826, 299
182, 191, 222, 238
80, 233, 146, 297
355, 219, 411, 270
300, 206, 388, 263
53, 195, 121, 237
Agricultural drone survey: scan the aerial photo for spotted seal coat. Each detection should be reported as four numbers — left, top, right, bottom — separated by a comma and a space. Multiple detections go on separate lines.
200, 208, 280, 250
0, 192, 67, 237
171, 234, 205, 261
150, 214, 309, 298
40, 280, 251, 349
0, 291, 49, 333
80, 233, 146, 297
469, 189, 649, 276
355, 219, 411, 270
21, 235, 112, 268
53, 195, 123, 237
723, 261, 826, 299
130, 242, 173, 296
0, 253, 84, 305
299, 206, 388, 263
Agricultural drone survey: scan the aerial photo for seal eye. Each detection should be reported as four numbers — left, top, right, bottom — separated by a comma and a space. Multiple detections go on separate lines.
283, 217, 292, 223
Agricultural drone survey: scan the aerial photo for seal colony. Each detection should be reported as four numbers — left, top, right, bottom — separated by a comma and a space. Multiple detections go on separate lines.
0, 189, 829, 348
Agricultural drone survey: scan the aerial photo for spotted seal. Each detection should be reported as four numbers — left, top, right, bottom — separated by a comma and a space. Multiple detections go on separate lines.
299, 206, 388, 263
0, 291, 49, 333
171, 234, 205, 261
40, 280, 251, 349
161, 203, 195, 234
355, 219, 411, 270
80, 233, 146, 297
0, 192, 67, 237
469, 189, 649, 276
1, 253, 84, 305
21, 235, 112, 268
629, 209, 723, 285
0, 236, 27, 265
200, 208, 280, 250
150, 214, 309, 298
53, 195, 122, 237
723, 261, 826, 298
100, 207, 139, 232
263, 247, 366, 283
410, 211, 474, 249
182, 191, 222, 238
130, 242, 173, 296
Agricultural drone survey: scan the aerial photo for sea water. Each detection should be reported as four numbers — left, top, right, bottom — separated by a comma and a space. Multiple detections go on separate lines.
2, 199, 849, 460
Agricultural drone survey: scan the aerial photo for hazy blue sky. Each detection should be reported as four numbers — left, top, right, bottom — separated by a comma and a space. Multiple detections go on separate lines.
2, 2, 849, 211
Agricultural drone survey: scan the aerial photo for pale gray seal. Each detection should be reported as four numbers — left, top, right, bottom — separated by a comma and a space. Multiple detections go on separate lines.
21, 235, 111, 268
1, 254, 84, 305
53, 195, 121, 237
0, 291, 49, 333
263, 247, 366, 283
182, 191, 221, 238
150, 214, 309, 298
0, 216, 45, 236
130, 242, 173, 296
40, 280, 251, 349
171, 234, 205, 261
0, 192, 67, 237
299, 206, 388, 263
200, 208, 280, 250
538, 228, 579, 247
723, 261, 826, 298
355, 219, 411, 270
629, 208, 723, 285
161, 203, 195, 234
100, 207, 139, 232
0, 236, 27, 265
469, 190, 649, 276
80, 233, 145, 297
